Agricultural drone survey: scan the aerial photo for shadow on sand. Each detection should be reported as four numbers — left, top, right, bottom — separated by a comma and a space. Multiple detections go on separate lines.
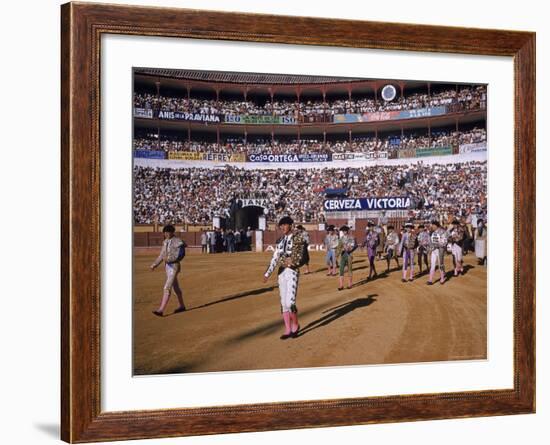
295, 295, 377, 338
182, 285, 277, 313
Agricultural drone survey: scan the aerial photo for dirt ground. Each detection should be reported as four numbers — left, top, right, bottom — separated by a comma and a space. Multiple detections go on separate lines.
133, 249, 487, 375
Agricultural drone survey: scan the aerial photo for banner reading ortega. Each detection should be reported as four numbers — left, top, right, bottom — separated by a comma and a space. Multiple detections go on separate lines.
247, 153, 331, 162
324, 196, 411, 212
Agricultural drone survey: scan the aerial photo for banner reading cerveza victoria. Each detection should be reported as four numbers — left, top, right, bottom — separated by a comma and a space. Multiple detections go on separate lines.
167, 151, 246, 162
247, 153, 332, 162
324, 196, 411, 212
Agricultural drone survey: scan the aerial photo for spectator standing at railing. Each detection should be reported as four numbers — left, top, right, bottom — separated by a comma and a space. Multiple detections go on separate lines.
246, 226, 254, 251
200, 231, 208, 254
225, 230, 236, 253
209, 230, 216, 254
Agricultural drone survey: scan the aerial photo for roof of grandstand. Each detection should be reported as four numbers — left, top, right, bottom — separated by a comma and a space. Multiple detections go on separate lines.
134, 68, 368, 85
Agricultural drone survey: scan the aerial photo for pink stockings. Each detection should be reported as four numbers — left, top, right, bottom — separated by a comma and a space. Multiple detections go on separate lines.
282, 311, 299, 335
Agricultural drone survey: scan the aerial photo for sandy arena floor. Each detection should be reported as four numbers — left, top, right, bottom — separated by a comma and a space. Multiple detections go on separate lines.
133, 249, 487, 375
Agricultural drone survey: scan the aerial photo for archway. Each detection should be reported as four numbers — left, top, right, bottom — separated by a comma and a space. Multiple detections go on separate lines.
233, 205, 265, 231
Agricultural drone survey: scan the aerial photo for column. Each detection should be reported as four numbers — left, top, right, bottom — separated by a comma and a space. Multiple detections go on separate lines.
296, 87, 301, 123
157, 126, 161, 151
155, 80, 160, 117
322, 88, 327, 122
269, 87, 275, 117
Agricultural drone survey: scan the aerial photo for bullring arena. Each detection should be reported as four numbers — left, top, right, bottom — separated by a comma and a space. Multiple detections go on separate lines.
132, 68, 488, 375
133, 248, 486, 375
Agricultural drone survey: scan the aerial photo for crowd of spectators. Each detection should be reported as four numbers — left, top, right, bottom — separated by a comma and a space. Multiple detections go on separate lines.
133, 128, 486, 156
133, 161, 487, 226
133, 85, 486, 118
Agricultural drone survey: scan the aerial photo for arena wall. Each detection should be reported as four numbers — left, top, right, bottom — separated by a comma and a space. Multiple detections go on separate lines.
134, 217, 408, 249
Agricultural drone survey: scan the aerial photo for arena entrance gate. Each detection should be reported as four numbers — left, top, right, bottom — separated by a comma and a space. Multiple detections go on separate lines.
232, 202, 266, 231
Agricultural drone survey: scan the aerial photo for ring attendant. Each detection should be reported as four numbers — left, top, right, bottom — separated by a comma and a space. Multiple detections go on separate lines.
337, 225, 358, 290
427, 220, 448, 285
150, 225, 187, 317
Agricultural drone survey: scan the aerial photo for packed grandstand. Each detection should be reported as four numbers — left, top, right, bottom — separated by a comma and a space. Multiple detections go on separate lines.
133, 69, 487, 229
134, 162, 487, 225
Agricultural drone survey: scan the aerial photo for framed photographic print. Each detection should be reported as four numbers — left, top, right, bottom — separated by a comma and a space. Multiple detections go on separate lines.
61, 2, 535, 442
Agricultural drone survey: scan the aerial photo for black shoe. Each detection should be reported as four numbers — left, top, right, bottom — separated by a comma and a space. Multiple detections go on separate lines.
280, 333, 291, 340
427, 281, 433, 286
173, 306, 186, 314
291, 326, 300, 338
152, 310, 163, 317
338, 287, 344, 291
401, 278, 407, 283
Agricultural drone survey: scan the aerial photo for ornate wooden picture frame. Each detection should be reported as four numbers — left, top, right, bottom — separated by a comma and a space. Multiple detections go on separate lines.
61, 2, 535, 442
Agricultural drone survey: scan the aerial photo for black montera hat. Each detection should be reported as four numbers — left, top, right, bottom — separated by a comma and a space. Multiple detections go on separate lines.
340, 225, 350, 232
162, 224, 176, 233
327, 225, 335, 231
278, 216, 294, 226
